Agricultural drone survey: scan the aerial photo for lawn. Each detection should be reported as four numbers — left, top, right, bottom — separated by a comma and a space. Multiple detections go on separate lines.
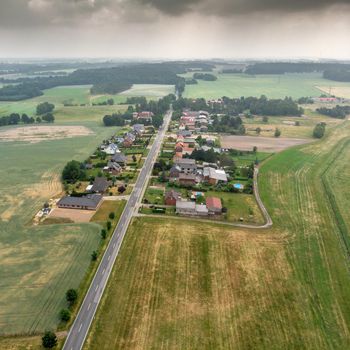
182, 72, 350, 99
85, 120, 350, 349
91, 200, 126, 224
143, 187, 165, 205
0, 123, 120, 336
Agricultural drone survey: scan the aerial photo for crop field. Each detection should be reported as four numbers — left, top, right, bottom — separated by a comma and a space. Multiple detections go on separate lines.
90, 84, 175, 104
0, 124, 120, 336
243, 111, 342, 139
182, 72, 350, 99
85, 120, 350, 349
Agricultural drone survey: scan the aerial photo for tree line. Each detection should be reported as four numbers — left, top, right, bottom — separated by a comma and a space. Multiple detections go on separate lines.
193, 73, 217, 81
316, 105, 350, 119
323, 69, 350, 82
0, 61, 209, 101
0, 102, 55, 127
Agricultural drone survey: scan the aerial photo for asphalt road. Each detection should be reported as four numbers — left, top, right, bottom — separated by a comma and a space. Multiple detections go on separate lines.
63, 109, 173, 350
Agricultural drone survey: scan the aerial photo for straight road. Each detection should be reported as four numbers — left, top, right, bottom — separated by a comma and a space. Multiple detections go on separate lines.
63, 108, 173, 350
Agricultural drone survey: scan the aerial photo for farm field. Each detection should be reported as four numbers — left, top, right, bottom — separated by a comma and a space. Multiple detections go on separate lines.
0, 124, 120, 336
85, 121, 350, 349
220, 135, 311, 152
182, 72, 350, 99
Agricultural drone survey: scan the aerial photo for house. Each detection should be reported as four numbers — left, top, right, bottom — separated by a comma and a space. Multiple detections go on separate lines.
104, 143, 119, 155
182, 147, 194, 156
164, 190, 181, 206
206, 197, 222, 214
133, 124, 145, 135
203, 167, 228, 185
123, 133, 136, 147
179, 173, 197, 186
104, 161, 122, 175
133, 111, 154, 122
90, 177, 111, 193
112, 152, 127, 166
175, 158, 197, 173
169, 164, 181, 180
195, 204, 209, 216
177, 130, 192, 138
201, 145, 221, 153
176, 200, 196, 215
84, 163, 93, 170
183, 137, 197, 146
57, 194, 103, 210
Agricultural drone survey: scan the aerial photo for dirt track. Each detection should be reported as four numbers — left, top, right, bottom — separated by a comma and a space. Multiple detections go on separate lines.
220, 135, 311, 152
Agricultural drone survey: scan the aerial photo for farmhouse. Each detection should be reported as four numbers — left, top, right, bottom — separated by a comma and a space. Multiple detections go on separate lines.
206, 197, 222, 214
164, 190, 181, 205
57, 194, 103, 210
176, 200, 208, 216
90, 177, 111, 193
169, 164, 181, 180
133, 111, 154, 122
123, 133, 136, 147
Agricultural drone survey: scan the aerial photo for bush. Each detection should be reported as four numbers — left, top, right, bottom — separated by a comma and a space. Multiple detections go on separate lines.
109, 212, 115, 220
107, 221, 112, 230
91, 250, 98, 261
42, 330, 57, 348
101, 229, 107, 239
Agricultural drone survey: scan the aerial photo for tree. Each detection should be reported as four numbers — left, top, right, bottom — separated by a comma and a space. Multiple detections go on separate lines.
262, 116, 269, 123
36, 116, 42, 123
101, 229, 107, 239
107, 221, 112, 230
313, 122, 326, 138
91, 250, 98, 261
256, 127, 261, 135
118, 185, 126, 194
21, 113, 30, 124
66, 288, 78, 306
132, 155, 137, 162
42, 113, 55, 123
274, 128, 281, 137
107, 98, 114, 105
37, 102, 55, 115
253, 146, 258, 153
109, 212, 115, 220
42, 330, 57, 348
59, 308, 71, 322
62, 160, 86, 183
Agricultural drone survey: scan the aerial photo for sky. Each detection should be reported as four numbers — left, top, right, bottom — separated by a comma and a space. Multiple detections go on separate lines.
1, 0, 350, 60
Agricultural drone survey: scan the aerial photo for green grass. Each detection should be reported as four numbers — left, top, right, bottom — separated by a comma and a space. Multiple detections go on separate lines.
182, 72, 350, 99
0, 123, 120, 336
143, 188, 165, 205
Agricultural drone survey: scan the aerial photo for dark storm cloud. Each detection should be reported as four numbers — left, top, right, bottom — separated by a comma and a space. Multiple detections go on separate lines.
140, 0, 350, 16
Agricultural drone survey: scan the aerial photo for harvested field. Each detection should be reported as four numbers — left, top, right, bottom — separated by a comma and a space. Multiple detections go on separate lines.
316, 85, 350, 99
0, 125, 93, 143
220, 135, 311, 152
48, 208, 95, 223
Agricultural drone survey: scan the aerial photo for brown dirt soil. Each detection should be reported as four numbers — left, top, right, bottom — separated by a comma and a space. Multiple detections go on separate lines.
0, 125, 93, 143
48, 208, 95, 223
220, 135, 311, 152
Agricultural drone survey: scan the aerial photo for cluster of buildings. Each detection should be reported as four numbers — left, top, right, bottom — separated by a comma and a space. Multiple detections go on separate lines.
169, 158, 228, 187
179, 110, 210, 133
164, 190, 223, 217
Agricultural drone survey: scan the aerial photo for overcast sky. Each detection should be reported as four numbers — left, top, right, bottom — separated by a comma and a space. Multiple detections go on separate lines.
1, 0, 350, 60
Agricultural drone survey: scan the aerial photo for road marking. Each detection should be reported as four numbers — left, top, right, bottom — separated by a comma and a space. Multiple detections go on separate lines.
87, 302, 91, 310
95, 284, 99, 292
113, 243, 116, 248
78, 323, 82, 333
102, 268, 105, 275
108, 255, 111, 261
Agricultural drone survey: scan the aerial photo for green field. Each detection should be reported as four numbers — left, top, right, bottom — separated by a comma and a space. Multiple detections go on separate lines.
182, 72, 350, 99
84, 120, 350, 349
0, 124, 120, 336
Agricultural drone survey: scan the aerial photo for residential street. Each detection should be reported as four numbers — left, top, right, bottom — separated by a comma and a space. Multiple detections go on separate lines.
63, 108, 173, 350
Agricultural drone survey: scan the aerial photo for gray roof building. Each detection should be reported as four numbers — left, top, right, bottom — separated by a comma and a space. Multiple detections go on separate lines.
57, 194, 103, 210
112, 152, 127, 164
91, 177, 111, 193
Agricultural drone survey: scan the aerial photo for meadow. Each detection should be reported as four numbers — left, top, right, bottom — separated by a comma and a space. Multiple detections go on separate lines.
182, 72, 350, 99
0, 124, 120, 336
84, 121, 350, 349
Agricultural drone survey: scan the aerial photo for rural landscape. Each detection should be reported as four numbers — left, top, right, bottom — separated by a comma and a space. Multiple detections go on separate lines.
1, 1, 350, 350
